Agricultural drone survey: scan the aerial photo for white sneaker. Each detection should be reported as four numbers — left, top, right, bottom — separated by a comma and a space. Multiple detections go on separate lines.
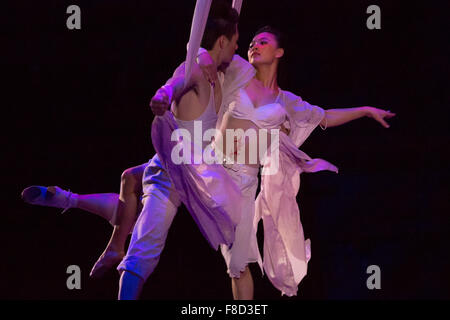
21, 186, 77, 212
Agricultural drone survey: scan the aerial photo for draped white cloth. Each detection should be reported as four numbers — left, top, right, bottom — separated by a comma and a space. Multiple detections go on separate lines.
185, 0, 212, 85
232, 0, 243, 14
255, 90, 338, 296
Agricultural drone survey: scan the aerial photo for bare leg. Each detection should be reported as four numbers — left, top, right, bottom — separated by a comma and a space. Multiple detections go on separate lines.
118, 270, 145, 300
21, 164, 147, 278
75, 192, 119, 222
90, 164, 146, 278
109, 165, 145, 253
231, 266, 254, 300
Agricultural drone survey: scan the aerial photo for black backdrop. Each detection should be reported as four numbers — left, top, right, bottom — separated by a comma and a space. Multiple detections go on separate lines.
3, 0, 449, 300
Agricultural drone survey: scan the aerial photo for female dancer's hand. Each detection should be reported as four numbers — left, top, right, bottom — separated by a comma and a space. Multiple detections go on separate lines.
197, 51, 218, 86
150, 86, 171, 116
364, 107, 396, 128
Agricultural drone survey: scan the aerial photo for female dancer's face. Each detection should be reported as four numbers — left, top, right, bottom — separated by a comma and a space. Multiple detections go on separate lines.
248, 32, 282, 66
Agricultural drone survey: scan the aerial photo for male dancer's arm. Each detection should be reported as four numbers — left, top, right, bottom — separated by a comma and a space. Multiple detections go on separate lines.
150, 62, 204, 116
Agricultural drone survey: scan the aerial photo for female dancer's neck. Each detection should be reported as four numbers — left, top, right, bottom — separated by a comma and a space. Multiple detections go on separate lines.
254, 64, 278, 91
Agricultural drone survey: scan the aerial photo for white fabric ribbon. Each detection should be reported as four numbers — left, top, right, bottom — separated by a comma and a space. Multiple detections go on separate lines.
232, 0, 243, 14
185, 0, 212, 86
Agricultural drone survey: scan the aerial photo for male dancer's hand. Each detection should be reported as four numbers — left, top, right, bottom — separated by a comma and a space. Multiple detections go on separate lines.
150, 86, 172, 116
197, 51, 218, 86
364, 107, 396, 128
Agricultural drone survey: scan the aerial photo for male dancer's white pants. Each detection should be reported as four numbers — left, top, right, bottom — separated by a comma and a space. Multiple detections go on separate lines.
117, 155, 181, 281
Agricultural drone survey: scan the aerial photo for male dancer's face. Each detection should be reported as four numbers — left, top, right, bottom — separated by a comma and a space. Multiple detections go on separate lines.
218, 26, 239, 71
247, 32, 282, 66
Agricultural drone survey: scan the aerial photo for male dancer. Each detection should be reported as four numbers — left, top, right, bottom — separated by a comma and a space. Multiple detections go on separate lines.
117, 1, 243, 300
21, 0, 247, 288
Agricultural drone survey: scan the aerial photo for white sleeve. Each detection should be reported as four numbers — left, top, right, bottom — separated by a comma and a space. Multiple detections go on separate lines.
280, 90, 325, 147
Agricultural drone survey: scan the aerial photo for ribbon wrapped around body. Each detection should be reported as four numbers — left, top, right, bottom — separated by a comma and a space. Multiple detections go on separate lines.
151, 111, 243, 250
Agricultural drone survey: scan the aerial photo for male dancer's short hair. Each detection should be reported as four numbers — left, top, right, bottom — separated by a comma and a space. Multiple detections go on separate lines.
201, 0, 239, 50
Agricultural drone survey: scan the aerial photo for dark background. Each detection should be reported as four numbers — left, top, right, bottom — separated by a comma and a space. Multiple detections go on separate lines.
2, 0, 449, 300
